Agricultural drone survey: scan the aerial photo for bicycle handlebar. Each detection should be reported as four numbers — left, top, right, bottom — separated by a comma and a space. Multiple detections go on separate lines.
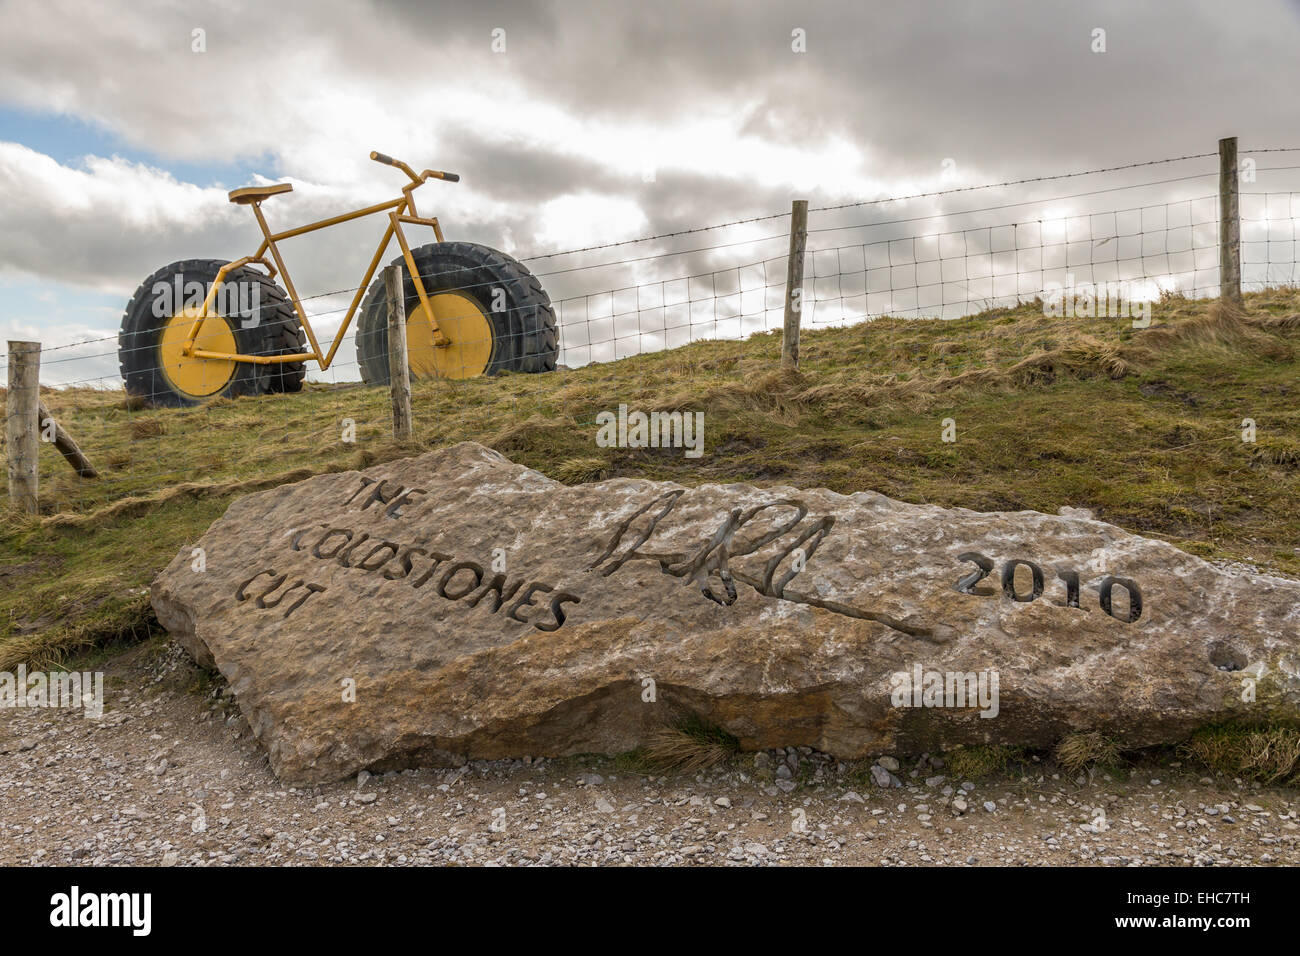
370, 151, 459, 185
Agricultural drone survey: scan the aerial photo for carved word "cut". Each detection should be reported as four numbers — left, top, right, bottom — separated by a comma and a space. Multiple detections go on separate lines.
236, 570, 326, 618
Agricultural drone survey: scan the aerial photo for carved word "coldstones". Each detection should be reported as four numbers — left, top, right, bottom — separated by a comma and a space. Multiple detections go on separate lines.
277, 522, 579, 632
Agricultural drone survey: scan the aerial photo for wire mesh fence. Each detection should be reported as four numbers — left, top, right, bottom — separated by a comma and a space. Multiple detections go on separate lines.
5, 140, 1300, 516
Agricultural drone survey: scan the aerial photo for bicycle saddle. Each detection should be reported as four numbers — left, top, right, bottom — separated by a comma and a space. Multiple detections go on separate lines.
227, 183, 293, 205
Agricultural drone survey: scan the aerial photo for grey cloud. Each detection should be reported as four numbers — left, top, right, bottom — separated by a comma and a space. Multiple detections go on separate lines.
380, 0, 1300, 174
2, 0, 1299, 377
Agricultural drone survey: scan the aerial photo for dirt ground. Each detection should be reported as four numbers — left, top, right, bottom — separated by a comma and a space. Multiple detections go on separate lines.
1, 639, 1297, 868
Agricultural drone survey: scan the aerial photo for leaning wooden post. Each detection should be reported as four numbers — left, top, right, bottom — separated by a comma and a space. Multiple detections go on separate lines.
6, 340, 41, 514
383, 265, 413, 440
37, 402, 98, 478
1219, 136, 1241, 304
781, 199, 809, 368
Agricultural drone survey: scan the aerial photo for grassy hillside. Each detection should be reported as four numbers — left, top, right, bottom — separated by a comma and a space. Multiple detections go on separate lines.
4, 288, 1300, 672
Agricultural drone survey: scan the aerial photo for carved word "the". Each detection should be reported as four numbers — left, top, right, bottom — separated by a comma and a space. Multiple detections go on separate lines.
343, 477, 427, 519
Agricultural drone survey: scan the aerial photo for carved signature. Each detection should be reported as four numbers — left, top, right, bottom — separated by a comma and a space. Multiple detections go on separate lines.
587, 491, 942, 641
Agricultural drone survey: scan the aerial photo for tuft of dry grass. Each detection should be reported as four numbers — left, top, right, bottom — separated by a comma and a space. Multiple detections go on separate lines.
1054, 731, 1122, 773
1183, 723, 1300, 784
129, 418, 167, 439
551, 457, 609, 484
794, 334, 1136, 409
484, 412, 577, 454
40, 466, 324, 530
639, 713, 739, 773
1252, 439, 1300, 468
0, 592, 159, 673
1127, 298, 1291, 361
1006, 337, 1135, 387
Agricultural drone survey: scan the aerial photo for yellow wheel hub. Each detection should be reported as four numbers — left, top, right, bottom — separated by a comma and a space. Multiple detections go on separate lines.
407, 292, 493, 380
158, 308, 238, 398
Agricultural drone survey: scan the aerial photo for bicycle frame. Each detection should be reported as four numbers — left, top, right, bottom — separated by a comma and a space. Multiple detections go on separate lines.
180, 152, 459, 369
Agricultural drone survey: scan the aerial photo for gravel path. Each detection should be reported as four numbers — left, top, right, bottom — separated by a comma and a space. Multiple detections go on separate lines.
2, 640, 1297, 867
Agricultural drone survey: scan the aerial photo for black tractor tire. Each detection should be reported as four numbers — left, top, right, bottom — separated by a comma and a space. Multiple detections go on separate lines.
354, 241, 557, 385
263, 314, 309, 394
119, 259, 306, 407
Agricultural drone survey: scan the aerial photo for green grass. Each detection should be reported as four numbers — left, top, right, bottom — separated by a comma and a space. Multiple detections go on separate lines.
944, 744, 1028, 779
3, 289, 1300, 673
1182, 721, 1300, 784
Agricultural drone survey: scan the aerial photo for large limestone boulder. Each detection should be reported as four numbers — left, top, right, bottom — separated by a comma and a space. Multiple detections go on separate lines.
151, 442, 1300, 785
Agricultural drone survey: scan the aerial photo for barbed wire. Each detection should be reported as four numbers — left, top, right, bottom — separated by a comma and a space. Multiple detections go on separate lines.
808, 152, 1219, 215
12, 167, 1300, 386
23, 150, 1260, 359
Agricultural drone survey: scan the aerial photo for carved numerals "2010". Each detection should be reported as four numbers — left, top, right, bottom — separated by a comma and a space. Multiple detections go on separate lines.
952, 551, 1143, 623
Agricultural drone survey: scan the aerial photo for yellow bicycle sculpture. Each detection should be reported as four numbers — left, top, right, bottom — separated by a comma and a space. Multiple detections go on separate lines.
119, 151, 557, 406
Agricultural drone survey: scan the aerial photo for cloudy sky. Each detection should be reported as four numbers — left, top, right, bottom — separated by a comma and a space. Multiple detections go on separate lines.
2, 0, 1300, 381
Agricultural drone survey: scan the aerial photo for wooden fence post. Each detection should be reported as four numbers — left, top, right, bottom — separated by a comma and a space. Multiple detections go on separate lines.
6, 340, 41, 513
37, 402, 98, 478
782, 199, 809, 368
383, 265, 413, 440
1219, 136, 1241, 304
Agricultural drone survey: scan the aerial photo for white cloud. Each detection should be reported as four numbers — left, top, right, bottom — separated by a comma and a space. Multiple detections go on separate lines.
533, 193, 648, 249
0, 143, 241, 288
1, 0, 1298, 379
